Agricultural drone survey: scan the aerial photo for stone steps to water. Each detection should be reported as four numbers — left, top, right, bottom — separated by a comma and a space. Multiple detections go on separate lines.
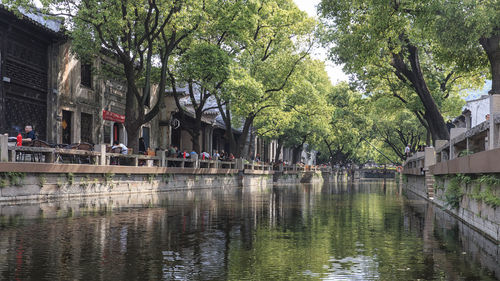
425, 173, 435, 199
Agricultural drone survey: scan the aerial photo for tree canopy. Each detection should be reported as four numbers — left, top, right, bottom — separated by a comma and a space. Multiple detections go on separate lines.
318, 0, 482, 143
4, 0, 490, 165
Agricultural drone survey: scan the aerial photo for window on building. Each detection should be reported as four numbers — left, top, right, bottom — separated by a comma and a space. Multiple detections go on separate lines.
81, 62, 92, 88
81, 112, 93, 143
62, 110, 72, 144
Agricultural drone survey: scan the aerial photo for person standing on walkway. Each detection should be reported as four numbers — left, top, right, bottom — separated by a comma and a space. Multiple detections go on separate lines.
405, 144, 411, 158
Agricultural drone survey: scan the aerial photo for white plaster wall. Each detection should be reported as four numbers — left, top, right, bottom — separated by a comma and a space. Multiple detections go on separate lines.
466, 97, 490, 127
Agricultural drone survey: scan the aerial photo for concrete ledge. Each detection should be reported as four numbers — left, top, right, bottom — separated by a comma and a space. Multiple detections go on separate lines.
0, 163, 239, 175
431, 147, 500, 175
243, 169, 274, 175
403, 167, 422, 175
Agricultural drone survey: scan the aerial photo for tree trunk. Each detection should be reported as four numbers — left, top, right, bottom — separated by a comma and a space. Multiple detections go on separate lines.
391, 42, 450, 141
274, 137, 283, 163
223, 116, 237, 156
480, 33, 500, 95
191, 129, 201, 153
233, 115, 254, 159
190, 112, 203, 153
292, 146, 302, 164
125, 125, 140, 154
124, 79, 143, 152
247, 126, 255, 158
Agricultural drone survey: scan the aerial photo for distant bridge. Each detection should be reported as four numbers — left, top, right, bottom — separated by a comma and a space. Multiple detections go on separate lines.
355, 168, 396, 179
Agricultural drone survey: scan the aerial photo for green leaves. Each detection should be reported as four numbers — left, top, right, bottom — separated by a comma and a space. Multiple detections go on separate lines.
177, 42, 230, 89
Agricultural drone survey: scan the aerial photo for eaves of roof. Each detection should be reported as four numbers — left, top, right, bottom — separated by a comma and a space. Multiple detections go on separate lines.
0, 4, 65, 39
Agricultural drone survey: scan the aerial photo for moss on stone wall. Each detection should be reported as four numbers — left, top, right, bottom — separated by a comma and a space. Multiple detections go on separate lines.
435, 174, 500, 208
0, 172, 25, 187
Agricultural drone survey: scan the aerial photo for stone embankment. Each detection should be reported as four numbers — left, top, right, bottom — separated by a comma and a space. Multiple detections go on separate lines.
403, 144, 500, 243
0, 162, 330, 202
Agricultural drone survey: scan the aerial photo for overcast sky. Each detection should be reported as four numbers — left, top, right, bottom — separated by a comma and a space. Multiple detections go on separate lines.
293, 0, 348, 84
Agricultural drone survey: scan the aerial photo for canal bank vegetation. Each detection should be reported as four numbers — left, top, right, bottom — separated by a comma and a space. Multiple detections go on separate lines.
434, 174, 500, 208
0, 172, 25, 188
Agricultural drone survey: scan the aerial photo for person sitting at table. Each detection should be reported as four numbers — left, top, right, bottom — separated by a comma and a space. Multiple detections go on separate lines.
190, 150, 198, 161
212, 150, 220, 160
111, 140, 128, 154
24, 125, 36, 142
201, 151, 210, 160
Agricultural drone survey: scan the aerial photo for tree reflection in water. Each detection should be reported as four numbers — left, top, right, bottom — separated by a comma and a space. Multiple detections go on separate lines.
0, 181, 497, 280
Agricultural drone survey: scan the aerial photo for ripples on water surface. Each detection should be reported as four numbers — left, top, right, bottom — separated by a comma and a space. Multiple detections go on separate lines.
0, 180, 498, 280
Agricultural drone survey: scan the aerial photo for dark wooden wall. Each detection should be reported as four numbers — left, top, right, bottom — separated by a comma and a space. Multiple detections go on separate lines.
0, 9, 58, 140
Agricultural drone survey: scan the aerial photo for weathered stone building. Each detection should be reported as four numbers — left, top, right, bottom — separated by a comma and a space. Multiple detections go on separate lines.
0, 6, 63, 140
51, 45, 162, 148
0, 6, 160, 149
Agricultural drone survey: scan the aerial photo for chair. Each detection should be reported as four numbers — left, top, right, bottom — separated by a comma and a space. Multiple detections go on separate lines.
30, 140, 52, 162
76, 142, 94, 164
110, 147, 122, 165
76, 142, 94, 151
55, 143, 79, 163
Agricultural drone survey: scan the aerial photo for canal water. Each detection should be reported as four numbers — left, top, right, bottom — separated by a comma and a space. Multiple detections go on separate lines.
0, 180, 498, 280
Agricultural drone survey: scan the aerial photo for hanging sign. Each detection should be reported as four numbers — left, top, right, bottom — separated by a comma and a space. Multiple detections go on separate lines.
170, 118, 181, 129
103, 110, 125, 123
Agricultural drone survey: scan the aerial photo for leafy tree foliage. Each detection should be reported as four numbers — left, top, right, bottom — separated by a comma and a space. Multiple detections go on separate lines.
214, 0, 316, 158
367, 94, 427, 161
421, 0, 500, 94
318, 0, 480, 142
254, 59, 332, 163
316, 83, 371, 166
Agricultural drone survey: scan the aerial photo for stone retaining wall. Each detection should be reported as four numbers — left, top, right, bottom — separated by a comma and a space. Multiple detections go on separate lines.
404, 191, 500, 279
0, 172, 241, 202
0, 166, 326, 202
404, 175, 428, 199
404, 175, 500, 243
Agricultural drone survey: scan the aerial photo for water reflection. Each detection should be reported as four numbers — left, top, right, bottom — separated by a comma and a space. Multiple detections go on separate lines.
0, 181, 497, 280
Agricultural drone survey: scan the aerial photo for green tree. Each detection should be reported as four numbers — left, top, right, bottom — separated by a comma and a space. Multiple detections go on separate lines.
7, 0, 206, 150
318, 83, 371, 166
167, 0, 255, 152
168, 43, 230, 153
318, 0, 480, 142
367, 94, 427, 161
422, 0, 500, 94
254, 59, 332, 163
214, 0, 316, 158
75, 0, 205, 151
